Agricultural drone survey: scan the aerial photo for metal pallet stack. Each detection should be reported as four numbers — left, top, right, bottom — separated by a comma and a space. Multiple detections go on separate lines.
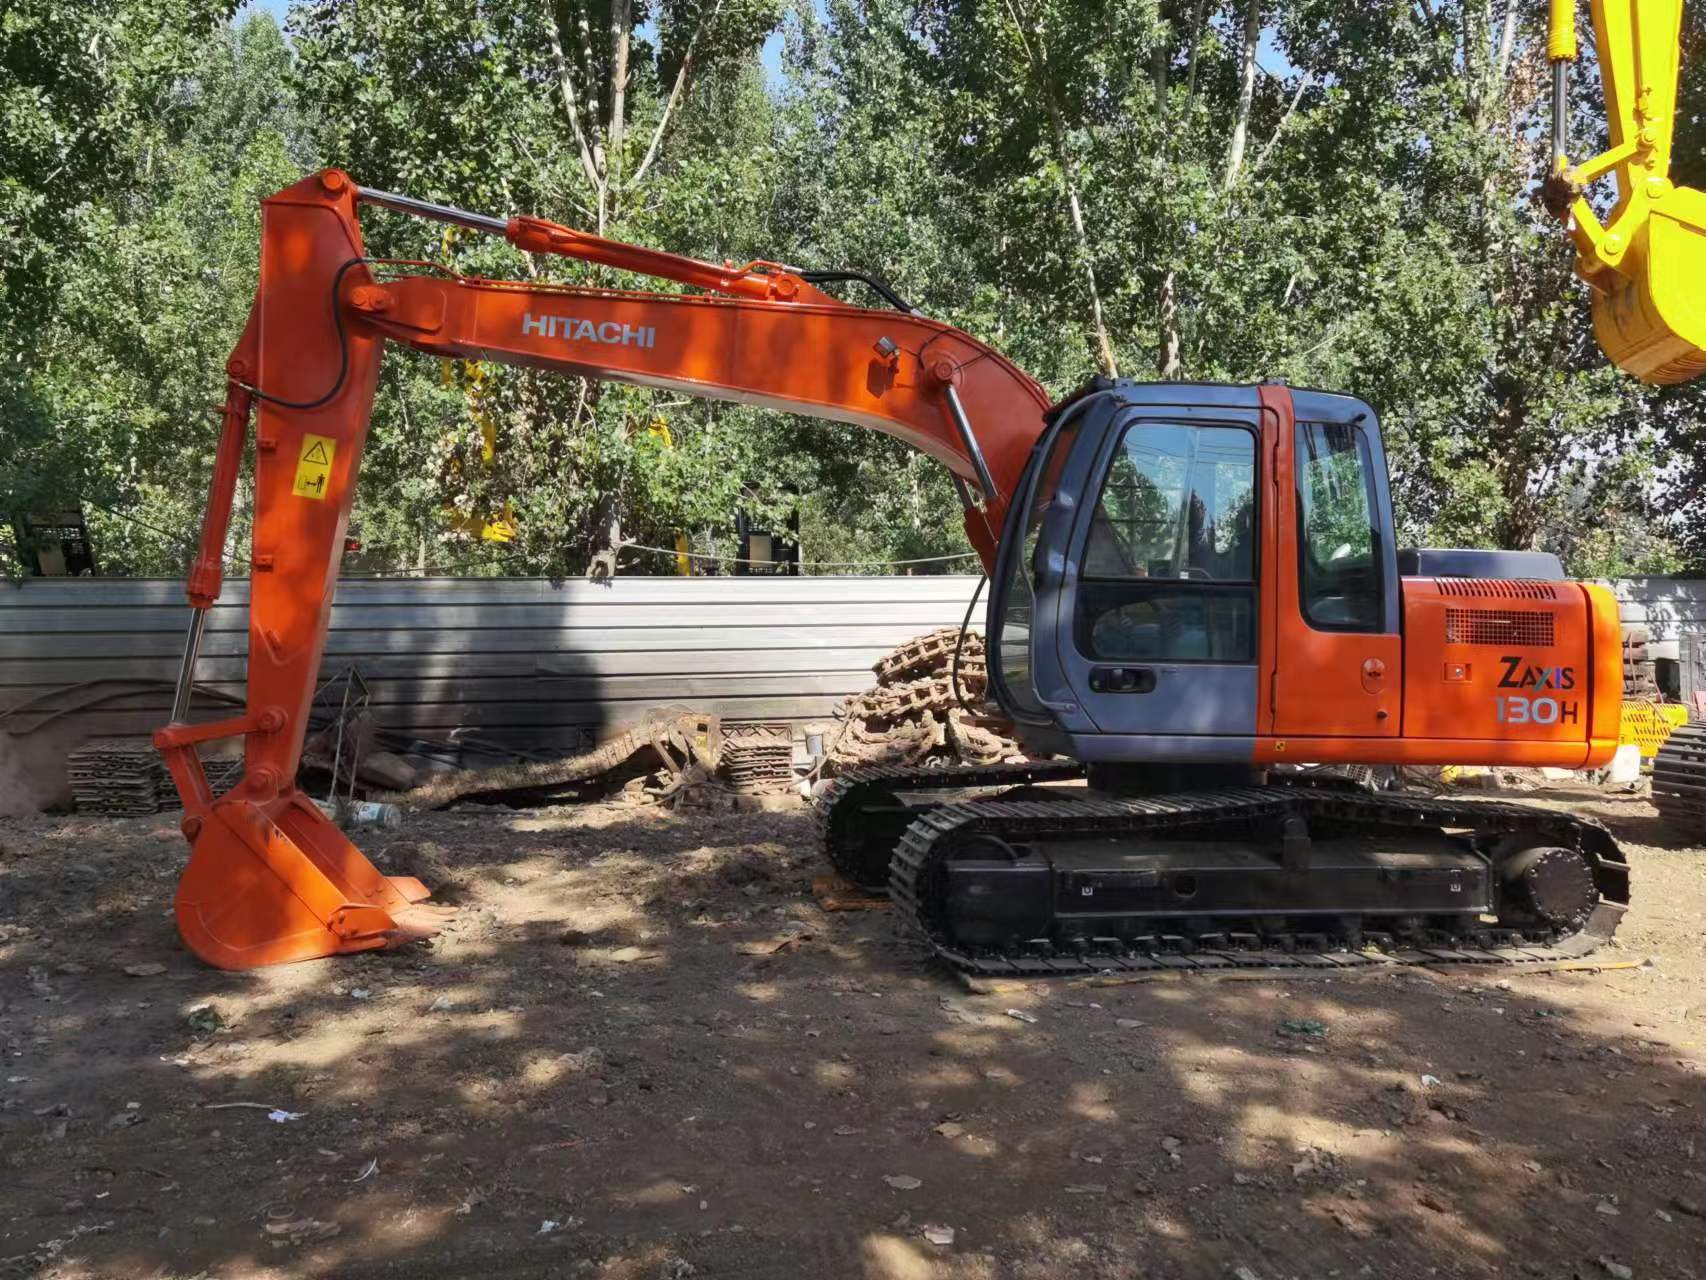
720, 722, 795, 793
66, 738, 181, 816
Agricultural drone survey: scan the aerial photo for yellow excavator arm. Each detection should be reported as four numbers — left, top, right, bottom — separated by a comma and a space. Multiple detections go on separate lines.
1549, 0, 1706, 384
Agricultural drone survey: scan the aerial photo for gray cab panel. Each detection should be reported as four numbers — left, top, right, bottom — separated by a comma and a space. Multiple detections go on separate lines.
1029, 385, 1263, 745
989, 381, 1394, 767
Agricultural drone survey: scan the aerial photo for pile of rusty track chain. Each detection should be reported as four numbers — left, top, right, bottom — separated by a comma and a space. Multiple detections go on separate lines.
1654, 721, 1706, 835
825, 628, 1025, 775
720, 722, 795, 793
378, 711, 721, 809
1623, 625, 1660, 701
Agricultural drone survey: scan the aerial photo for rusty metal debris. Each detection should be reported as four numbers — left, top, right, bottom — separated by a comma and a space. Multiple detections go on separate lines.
825, 629, 1025, 775
66, 739, 182, 816
720, 722, 796, 794
378, 710, 722, 810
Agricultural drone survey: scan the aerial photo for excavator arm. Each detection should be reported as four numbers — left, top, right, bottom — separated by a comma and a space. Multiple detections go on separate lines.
1548, 0, 1706, 383
154, 169, 1050, 969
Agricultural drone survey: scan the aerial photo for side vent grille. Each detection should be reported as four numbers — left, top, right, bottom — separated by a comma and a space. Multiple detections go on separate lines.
1436, 577, 1559, 600
1445, 608, 1556, 647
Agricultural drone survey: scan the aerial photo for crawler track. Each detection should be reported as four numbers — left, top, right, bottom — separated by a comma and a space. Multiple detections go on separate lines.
817, 760, 1086, 889
1654, 722, 1706, 835
819, 768, 1631, 975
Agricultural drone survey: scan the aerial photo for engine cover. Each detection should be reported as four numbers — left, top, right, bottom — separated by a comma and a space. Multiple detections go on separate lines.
1399, 576, 1622, 768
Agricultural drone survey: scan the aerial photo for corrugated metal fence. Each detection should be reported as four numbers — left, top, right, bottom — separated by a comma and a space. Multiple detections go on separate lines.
1612, 578, 1706, 650
0, 575, 983, 751
2, 575, 1698, 754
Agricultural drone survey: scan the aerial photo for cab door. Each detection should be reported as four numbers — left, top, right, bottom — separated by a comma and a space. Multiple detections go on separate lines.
1260, 386, 1402, 743
1048, 392, 1267, 743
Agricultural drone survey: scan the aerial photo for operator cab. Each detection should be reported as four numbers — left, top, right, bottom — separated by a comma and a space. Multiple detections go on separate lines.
987, 380, 1400, 766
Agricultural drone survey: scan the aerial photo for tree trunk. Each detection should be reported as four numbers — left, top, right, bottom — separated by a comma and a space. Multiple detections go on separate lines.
1152, 13, 1170, 103
608, 0, 631, 188
1183, 0, 1210, 113
1223, 0, 1261, 189
629, 0, 722, 191
1066, 177, 1119, 377
999, 0, 1119, 375
1158, 270, 1182, 378
1492, 393, 1542, 549
546, 10, 608, 232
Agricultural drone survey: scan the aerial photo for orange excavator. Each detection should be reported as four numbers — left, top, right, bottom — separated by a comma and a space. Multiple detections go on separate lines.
156, 3, 1697, 973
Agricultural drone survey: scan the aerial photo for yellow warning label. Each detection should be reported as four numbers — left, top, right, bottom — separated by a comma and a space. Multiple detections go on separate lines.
292, 434, 336, 500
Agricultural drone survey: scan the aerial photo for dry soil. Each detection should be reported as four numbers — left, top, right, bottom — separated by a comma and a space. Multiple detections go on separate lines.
1, 785, 1704, 1280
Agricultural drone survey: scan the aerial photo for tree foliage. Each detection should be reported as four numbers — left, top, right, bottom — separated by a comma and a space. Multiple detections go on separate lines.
1, 0, 1701, 580
1, 0, 240, 565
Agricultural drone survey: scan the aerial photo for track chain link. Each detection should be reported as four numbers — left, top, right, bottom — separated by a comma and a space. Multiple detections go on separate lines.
1654, 722, 1706, 834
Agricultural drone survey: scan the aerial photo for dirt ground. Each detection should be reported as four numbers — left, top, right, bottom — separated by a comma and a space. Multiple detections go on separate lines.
2, 784, 1704, 1280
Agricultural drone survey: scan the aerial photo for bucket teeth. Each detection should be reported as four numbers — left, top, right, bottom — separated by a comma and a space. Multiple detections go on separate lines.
173, 790, 453, 969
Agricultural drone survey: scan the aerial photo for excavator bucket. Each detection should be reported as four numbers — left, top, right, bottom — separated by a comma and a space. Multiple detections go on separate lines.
173, 787, 451, 970
1590, 186, 1706, 385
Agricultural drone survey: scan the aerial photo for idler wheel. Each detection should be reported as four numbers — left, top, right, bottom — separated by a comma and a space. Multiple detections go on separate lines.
1499, 844, 1597, 931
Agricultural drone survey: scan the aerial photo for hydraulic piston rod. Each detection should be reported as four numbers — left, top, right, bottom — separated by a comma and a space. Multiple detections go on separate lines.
357, 187, 508, 236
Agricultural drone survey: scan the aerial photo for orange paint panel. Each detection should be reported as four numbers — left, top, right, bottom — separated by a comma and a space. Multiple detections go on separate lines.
1582, 581, 1626, 768
1253, 736, 1595, 769
375, 274, 1047, 532
1400, 577, 1601, 758
1260, 386, 1402, 739
1255, 390, 1281, 737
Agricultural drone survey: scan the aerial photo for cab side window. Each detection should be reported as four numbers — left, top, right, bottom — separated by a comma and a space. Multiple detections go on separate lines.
1295, 422, 1383, 632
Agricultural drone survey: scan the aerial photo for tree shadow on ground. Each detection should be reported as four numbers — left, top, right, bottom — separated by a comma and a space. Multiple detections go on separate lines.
1, 799, 1703, 1280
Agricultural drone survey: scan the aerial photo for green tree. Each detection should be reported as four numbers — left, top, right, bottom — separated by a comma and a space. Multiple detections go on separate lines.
25, 15, 310, 573
291, 0, 833, 577
1, 0, 239, 570
5, 0, 1696, 582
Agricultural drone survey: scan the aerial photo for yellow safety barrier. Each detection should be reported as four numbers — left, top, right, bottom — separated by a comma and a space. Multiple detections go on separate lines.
1619, 700, 1689, 758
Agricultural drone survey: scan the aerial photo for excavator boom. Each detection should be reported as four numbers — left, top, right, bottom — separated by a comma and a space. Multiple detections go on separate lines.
155, 170, 1048, 968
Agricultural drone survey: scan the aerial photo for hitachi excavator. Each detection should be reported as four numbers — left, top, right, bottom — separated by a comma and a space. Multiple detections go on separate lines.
156, 1, 1700, 971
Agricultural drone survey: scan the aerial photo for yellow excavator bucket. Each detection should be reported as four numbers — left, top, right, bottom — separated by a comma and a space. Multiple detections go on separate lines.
1549, 1, 1706, 385
1590, 187, 1706, 385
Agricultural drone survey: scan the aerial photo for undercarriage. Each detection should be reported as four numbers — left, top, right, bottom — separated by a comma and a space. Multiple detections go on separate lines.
818, 763, 1630, 976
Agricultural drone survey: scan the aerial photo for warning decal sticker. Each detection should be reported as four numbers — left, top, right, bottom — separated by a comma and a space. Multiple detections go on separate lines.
292, 434, 336, 500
